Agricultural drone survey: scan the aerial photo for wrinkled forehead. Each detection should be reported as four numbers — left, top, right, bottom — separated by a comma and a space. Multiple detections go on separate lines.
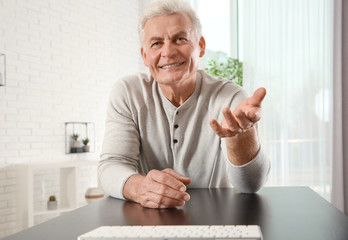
143, 13, 195, 41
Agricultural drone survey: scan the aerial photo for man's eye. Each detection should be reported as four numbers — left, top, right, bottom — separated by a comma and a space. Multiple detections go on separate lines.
177, 37, 186, 42
151, 42, 161, 47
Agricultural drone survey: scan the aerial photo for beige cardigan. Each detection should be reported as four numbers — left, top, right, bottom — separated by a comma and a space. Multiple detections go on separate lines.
99, 70, 270, 199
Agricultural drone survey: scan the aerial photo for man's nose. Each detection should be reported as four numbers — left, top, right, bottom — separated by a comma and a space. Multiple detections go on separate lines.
161, 42, 177, 58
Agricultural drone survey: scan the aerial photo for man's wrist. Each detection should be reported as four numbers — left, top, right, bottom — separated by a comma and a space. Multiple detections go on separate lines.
123, 174, 145, 202
225, 126, 260, 166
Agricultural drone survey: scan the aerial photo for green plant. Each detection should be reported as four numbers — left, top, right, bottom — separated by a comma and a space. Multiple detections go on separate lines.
71, 134, 79, 141
82, 138, 89, 146
49, 195, 56, 201
205, 57, 243, 86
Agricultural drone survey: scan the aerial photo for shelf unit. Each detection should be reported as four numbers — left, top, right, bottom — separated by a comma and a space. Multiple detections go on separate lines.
15, 160, 99, 231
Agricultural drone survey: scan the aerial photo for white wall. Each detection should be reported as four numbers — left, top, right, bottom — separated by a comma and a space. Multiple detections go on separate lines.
0, 0, 145, 237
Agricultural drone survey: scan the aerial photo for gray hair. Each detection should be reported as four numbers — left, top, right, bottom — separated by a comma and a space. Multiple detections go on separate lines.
139, 0, 202, 46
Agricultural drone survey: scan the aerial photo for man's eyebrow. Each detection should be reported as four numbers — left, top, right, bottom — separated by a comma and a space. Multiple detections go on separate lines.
171, 31, 189, 38
147, 31, 189, 43
148, 36, 163, 43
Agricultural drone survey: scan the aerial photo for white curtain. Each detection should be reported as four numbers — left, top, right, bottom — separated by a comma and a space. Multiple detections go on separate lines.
241, 0, 334, 201
331, 0, 348, 214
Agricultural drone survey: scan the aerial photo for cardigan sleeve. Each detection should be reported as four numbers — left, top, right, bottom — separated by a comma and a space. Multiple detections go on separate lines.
98, 78, 140, 200
219, 84, 271, 193
225, 145, 270, 193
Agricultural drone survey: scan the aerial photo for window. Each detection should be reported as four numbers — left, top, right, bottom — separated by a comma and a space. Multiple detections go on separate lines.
188, 0, 238, 69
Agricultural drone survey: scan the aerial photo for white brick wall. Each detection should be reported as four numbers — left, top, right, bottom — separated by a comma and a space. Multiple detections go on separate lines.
0, 0, 148, 237
0, 165, 16, 238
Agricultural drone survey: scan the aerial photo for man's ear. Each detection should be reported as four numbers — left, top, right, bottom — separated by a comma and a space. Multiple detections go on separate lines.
199, 36, 206, 58
141, 47, 149, 67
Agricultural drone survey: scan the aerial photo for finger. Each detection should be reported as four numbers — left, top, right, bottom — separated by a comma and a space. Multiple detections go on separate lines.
148, 180, 190, 202
144, 198, 184, 209
246, 108, 261, 122
162, 168, 192, 186
150, 192, 188, 207
209, 118, 243, 138
145, 202, 169, 209
141, 197, 171, 208
148, 170, 187, 192
222, 107, 243, 131
249, 87, 266, 107
209, 119, 233, 137
141, 192, 187, 209
234, 108, 254, 130
139, 177, 189, 209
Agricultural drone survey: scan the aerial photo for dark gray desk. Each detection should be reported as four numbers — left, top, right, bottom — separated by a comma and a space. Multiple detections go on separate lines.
3, 187, 348, 240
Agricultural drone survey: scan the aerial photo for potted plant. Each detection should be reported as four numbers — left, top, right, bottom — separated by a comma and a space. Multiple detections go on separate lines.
70, 133, 82, 153
47, 195, 57, 210
205, 57, 243, 86
82, 138, 90, 152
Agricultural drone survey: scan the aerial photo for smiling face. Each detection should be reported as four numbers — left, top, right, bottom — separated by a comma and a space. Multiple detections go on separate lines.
141, 13, 205, 90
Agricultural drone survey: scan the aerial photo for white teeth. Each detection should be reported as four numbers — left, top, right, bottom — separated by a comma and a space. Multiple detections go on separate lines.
160, 62, 184, 69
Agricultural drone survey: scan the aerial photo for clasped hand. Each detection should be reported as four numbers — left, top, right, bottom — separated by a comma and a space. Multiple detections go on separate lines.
128, 168, 191, 209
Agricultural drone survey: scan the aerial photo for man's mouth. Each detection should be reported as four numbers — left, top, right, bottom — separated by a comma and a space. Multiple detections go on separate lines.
159, 62, 185, 69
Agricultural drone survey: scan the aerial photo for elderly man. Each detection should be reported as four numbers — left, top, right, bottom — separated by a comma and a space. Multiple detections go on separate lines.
99, 0, 270, 209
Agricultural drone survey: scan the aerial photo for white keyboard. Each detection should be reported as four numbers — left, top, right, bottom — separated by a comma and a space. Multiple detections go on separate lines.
77, 225, 263, 240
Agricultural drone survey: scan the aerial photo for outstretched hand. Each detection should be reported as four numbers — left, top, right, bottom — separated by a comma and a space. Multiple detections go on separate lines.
209, 87, 266, 138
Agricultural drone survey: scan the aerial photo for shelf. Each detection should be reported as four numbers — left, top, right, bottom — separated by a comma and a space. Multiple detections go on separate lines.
65, 122, 95, 154
16, 160, 99, 231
